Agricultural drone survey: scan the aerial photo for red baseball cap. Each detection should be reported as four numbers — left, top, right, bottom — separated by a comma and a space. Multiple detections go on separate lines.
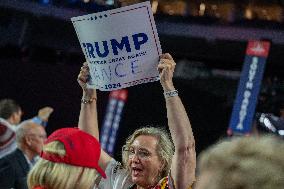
40, 127, 106, 178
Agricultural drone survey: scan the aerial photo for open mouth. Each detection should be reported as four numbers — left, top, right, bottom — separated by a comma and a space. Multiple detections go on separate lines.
132, 167, 143, 176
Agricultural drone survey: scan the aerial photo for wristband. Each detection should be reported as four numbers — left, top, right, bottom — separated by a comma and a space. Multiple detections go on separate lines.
164, 90, 178, 98
81, 97, 96, 104
31, 117, 47, 127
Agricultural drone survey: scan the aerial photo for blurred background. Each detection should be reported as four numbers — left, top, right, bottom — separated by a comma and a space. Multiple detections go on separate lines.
0, 0, 284, 159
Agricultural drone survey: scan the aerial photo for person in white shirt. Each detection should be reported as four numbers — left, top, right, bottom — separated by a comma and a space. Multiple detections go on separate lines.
77, 53, 196, 189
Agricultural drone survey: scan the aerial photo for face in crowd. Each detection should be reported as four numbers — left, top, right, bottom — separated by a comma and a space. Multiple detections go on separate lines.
26, 124, 47, 155
13, 109, 23, 125
125, 135, 165, 187
17, 122, 47, 157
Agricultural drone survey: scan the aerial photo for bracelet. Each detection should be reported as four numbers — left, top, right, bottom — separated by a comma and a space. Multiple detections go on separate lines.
164, 90, 178, 98
81, 97, 96, 104
31, 117, 47, 127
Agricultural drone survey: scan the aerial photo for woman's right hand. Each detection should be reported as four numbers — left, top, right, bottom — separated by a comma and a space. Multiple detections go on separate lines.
77, 62, 97, 98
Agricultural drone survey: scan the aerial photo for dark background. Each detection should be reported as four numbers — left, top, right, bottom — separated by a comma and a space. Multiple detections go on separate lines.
0, 56, 230, 159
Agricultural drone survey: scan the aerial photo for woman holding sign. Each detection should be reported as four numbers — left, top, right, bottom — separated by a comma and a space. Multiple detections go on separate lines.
77, 53, 196, 189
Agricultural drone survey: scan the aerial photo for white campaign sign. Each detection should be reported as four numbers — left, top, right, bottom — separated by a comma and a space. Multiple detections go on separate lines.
71, 1, 162, 91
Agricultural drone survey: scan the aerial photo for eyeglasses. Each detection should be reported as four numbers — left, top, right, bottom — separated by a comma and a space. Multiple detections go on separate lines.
122, 146, 152, 159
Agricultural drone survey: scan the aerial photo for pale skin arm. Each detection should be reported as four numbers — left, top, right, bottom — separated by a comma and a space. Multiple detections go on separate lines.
158, 53, 196, 189
77, 63, 112, 171
37, 107, 54, 122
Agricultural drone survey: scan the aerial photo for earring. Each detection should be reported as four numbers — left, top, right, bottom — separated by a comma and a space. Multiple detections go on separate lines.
158, 170, 162, 180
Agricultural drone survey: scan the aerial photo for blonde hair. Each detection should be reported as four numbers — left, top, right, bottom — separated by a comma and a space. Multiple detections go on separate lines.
28, 141, 100, 189
198, 135, 284, 189
122, 127, 174, 178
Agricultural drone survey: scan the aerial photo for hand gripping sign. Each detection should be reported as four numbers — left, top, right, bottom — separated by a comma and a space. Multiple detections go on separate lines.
71, 1, 162, 91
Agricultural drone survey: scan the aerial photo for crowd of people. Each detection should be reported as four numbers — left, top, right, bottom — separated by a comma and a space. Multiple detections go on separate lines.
0, 99, 53, 189
0, 53, 283, 189
0, 99, 53, 158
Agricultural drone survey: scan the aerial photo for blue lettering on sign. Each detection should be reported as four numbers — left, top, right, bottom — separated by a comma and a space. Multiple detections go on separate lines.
90, 59, 143, 83
84, 43, 96, 58
92, 65, 112, 82
115, 63, 126, 77
93, 66, 101, 80
111, 36, 131, 55
131, 60, 142, 74
82, 33, 149, 58
95, 41, 109, 58
132, 33, 148, 50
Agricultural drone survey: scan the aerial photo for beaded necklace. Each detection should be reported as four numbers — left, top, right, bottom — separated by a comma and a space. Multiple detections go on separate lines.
129, 177, 169, 189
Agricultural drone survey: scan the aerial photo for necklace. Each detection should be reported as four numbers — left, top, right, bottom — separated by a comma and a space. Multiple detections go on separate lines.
129, 177, 169, 189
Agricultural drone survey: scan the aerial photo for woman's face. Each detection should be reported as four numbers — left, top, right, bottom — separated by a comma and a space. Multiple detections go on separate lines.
127, 135, 164, 187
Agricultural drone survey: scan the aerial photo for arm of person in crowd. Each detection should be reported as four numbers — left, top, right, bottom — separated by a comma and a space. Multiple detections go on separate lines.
77, 62, 112, 171
158, 53, 196, 189
31, 107, 54, 127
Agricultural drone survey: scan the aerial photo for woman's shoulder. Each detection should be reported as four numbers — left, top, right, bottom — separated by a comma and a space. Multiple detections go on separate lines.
97, 159, 132, 189
158, 176, 192, 189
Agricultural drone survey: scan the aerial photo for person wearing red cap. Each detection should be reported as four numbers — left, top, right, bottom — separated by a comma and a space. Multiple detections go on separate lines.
77, 53, 196, 189
27, 127, 106, 189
